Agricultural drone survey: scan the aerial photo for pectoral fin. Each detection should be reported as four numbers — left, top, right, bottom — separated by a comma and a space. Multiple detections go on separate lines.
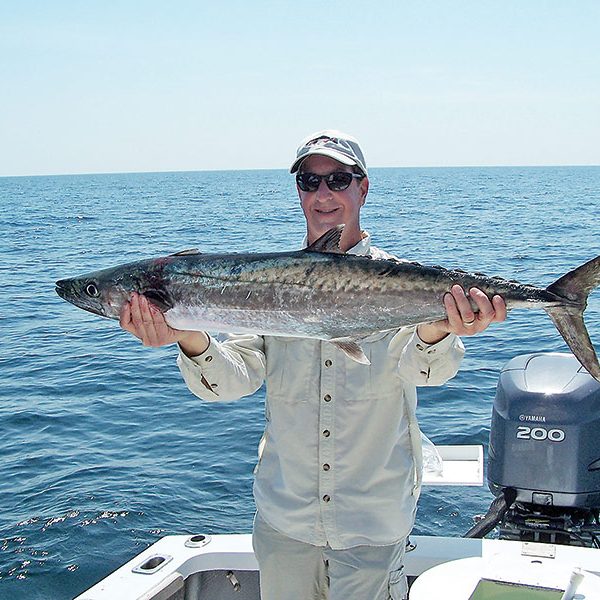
330, 338, 370, 365
142, 288, 174, 312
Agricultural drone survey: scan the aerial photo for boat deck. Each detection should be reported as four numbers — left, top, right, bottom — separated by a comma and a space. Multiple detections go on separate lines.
75, 533, 600, 599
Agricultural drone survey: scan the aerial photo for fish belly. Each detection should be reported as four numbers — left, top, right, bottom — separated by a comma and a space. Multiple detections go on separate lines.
164, 305, 327, 339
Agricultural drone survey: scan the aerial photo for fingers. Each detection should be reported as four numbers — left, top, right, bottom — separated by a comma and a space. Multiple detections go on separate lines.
492, 294, 507, 322
123, 292, 172, 347
443, 287, 465, 332
134, 293, 162, 346
119, 300, 134, 332
445, 285, 507, 337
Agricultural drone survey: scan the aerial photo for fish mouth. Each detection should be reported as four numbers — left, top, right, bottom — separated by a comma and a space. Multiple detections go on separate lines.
55, 279, 69, 300
55, 279, 108, 318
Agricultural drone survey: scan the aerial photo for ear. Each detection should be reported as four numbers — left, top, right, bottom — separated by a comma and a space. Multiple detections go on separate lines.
360, 176, 369, 205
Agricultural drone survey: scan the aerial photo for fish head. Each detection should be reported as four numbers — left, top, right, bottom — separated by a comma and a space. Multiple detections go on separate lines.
55, 266, 132, 320
55, 260, 173, 320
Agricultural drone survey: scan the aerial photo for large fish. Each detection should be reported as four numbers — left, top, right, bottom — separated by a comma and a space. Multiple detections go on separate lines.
55, 226, 600, 380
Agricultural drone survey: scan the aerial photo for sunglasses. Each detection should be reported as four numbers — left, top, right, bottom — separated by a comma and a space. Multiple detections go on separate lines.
296, 171, 364, 192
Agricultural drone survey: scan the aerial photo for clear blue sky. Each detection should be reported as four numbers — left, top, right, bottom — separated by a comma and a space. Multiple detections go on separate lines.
1, 1, 599, 176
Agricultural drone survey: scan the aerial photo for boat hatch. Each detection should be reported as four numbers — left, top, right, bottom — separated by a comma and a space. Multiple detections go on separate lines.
132, 553, 173, 574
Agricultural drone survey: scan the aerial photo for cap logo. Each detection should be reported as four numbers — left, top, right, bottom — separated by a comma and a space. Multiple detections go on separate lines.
306, 136, 340, 147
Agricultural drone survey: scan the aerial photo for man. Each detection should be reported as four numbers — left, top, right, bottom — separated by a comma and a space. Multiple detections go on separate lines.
120, 130, 506, 599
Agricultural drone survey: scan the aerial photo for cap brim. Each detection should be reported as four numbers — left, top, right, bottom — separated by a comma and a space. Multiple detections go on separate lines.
290, 148, 357, 173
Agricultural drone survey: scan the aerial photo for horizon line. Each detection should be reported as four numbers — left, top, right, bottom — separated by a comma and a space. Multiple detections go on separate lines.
1, 163, 599, 179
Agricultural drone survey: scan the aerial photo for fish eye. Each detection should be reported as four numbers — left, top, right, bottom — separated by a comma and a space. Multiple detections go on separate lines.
85, 282, 100, 298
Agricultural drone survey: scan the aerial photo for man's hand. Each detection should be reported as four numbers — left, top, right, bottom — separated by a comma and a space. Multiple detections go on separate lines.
119, 292, 210, 356
417, 285, 507, 344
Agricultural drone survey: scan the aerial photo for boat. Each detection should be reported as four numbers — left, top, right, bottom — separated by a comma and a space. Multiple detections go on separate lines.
75, 353, 600, 599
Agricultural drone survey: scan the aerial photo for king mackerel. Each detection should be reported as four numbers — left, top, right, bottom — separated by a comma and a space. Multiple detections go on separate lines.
55, 225, 600, 379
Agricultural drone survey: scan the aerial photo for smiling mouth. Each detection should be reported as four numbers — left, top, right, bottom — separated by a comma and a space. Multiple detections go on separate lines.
316, 207, 340, 214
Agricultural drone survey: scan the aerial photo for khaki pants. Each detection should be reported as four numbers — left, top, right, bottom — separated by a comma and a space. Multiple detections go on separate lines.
252, 512, 408, 600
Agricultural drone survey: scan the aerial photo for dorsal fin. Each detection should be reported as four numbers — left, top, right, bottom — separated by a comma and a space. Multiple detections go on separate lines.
305, 225, 345, 254
170, 248, 201, 256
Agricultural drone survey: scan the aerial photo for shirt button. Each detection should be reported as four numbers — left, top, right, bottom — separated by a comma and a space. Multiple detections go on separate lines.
325, 359, 332, 367
205, 355, 213, 362
416, 344, 424, 351
323, 463, 330, 471
323, 394, 331, 402
322, 494, 331, 503
322, 430, 331, 437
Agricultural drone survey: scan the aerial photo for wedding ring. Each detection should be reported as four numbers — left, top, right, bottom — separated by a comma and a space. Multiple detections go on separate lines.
463, 319, 476, 327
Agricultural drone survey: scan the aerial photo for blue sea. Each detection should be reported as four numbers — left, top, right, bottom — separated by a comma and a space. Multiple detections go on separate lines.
1, 167, 598, 599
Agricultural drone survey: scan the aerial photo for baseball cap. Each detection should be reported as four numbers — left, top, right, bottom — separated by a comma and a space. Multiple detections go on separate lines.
290, 130, 368, 176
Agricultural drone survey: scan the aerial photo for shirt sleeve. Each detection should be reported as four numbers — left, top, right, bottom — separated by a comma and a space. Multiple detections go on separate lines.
368, 245, 464, 385
177, 333, 267, 402
392, 328, 465, 386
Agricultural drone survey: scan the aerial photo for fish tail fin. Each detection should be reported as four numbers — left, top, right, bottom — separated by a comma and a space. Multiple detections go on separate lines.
544, 255, 600, 380
545, 307, 600, 380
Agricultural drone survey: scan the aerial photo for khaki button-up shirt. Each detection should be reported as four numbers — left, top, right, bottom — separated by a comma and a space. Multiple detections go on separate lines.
177, 233, 464, 549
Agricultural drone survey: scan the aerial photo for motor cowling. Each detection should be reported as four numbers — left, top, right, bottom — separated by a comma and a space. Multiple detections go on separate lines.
488, 353, 600, 509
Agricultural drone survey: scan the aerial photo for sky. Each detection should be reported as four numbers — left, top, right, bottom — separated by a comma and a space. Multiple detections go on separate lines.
1, 1, 599, 176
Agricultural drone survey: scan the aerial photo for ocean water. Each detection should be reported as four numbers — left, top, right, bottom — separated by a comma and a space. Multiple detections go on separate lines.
0, 167, 598, 599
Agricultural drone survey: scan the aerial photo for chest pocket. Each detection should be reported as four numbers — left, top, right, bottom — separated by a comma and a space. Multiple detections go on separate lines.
264, 337, 320, 403
341, 331, 402, 403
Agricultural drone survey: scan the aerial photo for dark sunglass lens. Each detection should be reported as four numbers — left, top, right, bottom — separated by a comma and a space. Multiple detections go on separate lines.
297, 173, 321, 192
327, 172, 354, 191
296, 174, 311, 191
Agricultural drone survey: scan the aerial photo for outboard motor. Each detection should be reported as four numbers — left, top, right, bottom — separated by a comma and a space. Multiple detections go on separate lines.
466, 353, 600, 547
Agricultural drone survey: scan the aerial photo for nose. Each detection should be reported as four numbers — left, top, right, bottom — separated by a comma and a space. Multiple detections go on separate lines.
314, 177, 332, 200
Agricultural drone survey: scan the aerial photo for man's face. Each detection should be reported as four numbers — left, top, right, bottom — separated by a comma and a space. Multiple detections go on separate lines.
297, 155, 368, 246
